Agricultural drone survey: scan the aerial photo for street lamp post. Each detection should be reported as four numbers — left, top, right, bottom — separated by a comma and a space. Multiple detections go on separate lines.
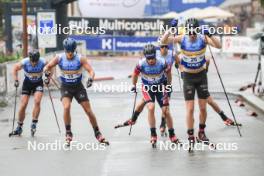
22, 0, 28, 58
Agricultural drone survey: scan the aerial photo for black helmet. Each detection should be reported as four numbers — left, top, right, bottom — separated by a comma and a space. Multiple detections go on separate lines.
185, 18, 200, 34
63, 38, 77, 52
143, 44, 156, 59
185, 18, 199, 28
29, 49, 40, 63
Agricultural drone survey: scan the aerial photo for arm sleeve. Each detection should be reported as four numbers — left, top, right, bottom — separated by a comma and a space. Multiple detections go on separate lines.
134, 64, 141, 76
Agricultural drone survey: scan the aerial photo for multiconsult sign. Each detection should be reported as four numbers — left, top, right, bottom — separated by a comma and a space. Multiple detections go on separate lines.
70, 35, 159, 51
78, 0, 147, 18
150, 0, 224, 14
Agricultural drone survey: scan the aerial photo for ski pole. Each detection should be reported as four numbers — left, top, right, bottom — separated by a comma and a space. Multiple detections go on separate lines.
9, 86, 18, 137
175, 66, 182, 91
207, 44, 242, 137
172, 32, 182, 91
46, 81, 61, 134
50, 77, 61, 90
129, 91, 138, 136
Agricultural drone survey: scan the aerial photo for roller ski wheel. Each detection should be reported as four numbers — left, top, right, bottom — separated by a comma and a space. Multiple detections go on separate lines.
96, 132, 110, 146
188, 136, 195, 153
224, 118, 242, 127
65, 132, 73, 147
150, 136, 157, 148
197, 132, 216, 150
170, 135, 182, 146
9, 126, 23, 137
30, 123, 37, 137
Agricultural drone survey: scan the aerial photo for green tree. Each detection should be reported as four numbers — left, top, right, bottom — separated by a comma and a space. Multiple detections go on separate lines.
261, 0, 264, 8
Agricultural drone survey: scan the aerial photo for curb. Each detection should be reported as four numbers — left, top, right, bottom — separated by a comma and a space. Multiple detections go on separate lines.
231, 91, 264, 114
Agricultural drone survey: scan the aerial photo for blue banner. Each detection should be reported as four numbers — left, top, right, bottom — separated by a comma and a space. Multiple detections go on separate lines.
70, 35, 161, 51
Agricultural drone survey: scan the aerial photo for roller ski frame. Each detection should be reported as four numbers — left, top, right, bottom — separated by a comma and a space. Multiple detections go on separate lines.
65, 132, 73, 147
196, 131, 216, 150
150, 136, 157, 148
98, 138, 110, 146
96, 132, 110, 146
160, 118, 167, 137
31, 123, 37, 137
9, 126, 22, 137
188, 136, 195, 153
224, 118, 242, 127
114, 123, 129, 129
114, 119, 135, 129
170, 136, 182, 147
196, 137, 216, 150
160, 126, 168, 137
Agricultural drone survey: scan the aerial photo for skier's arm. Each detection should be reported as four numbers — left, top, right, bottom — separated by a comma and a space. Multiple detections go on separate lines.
13, 62, 23, 81
205, 35, 222, 49
161, 31, 183, 45
132, 64, 141, 86
44, 55, 59, 73
81, 57, 95, 80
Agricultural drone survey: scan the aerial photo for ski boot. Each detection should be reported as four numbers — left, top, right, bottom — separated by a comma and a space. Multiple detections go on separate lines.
169, 135, 182, 146
224, 118, 242, 126
95, 131, 110, 145
150, 135, 157, 148
188, 135, 195, 153
30, 123, 37, 137
9, 125, 23, 137
197, 131, 216, 150
65, 132, 73, 147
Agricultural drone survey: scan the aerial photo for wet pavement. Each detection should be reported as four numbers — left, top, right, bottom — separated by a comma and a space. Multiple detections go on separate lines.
0, 56, 263, 176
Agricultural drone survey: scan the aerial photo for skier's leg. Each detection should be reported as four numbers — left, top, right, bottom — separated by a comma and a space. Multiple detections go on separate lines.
31, 91, 43, 136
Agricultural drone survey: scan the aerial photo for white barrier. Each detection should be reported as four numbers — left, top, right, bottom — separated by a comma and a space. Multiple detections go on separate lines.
222, 36, 260, 54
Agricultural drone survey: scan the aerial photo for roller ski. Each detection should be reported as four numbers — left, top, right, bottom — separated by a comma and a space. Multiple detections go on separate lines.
30, 123, 37, 137
196, 131, 216, 150
95, 131, 110, 146
224, 118, 242, 127
9, 125, 23, 137
114, 119, 135, 129
170, 135, 182, 146
150, 135, 157, 148
65, 132, 73, 147
188, 136, 195, 153
160, 119, 167, 137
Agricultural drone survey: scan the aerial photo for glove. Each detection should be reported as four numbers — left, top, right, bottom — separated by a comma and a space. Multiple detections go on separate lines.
174, 63, 179, 69
170, 19, 178, 28
86, 78, 93, 88
203, 28, 212, 37
131, 86, 137, 93
44, 78, 50, 85
44, 71, 51, 78
14, 80, 19, 87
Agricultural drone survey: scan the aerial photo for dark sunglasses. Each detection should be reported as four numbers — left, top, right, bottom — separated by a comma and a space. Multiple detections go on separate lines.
160, 45, 169, 49
146, 57, 156, 60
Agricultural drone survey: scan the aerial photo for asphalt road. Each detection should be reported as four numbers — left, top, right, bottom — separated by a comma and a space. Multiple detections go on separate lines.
0, 56, 263, 176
